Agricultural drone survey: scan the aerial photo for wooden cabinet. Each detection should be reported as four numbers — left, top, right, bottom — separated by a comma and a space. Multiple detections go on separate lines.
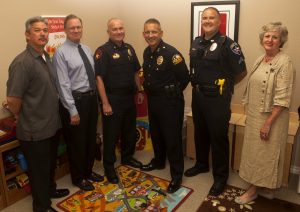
0, 139, 69, 207
0, 140, 28, 206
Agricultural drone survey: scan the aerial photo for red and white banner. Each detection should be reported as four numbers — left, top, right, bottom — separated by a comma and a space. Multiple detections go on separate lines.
43, 16, 66, 57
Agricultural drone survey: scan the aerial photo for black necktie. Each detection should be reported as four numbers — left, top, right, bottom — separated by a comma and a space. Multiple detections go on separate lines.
78, 44, 96, 90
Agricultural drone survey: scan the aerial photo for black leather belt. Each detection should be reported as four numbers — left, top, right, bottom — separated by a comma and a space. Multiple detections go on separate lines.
193, 84, 218, 91
72, 90, 96, 98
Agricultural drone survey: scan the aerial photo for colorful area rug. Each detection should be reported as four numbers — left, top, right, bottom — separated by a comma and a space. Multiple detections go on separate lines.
57, 165, 193, 211
197, 185, 300, 212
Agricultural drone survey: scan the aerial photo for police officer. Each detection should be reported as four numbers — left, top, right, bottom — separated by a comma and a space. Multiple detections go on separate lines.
140, 18, 189, 193
185, 7, 247, 196
94, 18, 144, 184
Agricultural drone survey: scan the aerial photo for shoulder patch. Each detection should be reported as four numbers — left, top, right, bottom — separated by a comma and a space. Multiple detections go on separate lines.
127, 48, 132, 57
172, 54, 183, 65
95, 49, 102, 60
230, 42, 241, 55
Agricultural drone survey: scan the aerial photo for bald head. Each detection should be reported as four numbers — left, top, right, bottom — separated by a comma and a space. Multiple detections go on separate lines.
107, 18, 123, 29
107, 18, 125, 46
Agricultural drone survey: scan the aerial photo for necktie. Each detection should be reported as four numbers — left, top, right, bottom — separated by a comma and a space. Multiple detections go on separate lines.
78, 44, 96, 90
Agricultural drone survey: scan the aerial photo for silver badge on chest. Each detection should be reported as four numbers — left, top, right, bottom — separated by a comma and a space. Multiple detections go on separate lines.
210, 42, 217, 51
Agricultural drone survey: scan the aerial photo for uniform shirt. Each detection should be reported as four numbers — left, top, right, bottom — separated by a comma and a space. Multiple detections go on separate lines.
243, 51, 295, 112
7, 44, 60, 141
190, 32, 246, 86
94, 40, 141, 90
52, 39, 95, 116
143, 40, 189, 92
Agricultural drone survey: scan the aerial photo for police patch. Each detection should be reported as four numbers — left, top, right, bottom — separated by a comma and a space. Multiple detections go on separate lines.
95, 49, 102, 60
128, 49, 132, 57
230, 42, 241, 55
157, 56, 163, 65
172, 54, 183, 65
112, 53, 120, 59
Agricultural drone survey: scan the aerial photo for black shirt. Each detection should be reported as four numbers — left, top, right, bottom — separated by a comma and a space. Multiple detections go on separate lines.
143, 40, 189, 92
190, 32, 246, 86
94, 40, 141, 90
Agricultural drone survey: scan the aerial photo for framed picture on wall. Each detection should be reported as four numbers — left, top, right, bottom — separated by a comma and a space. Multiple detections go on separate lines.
191, 0, 240, 43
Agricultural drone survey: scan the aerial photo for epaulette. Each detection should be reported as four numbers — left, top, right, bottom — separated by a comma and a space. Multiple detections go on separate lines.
195, 36, 204, 42
218, 36, 227, 44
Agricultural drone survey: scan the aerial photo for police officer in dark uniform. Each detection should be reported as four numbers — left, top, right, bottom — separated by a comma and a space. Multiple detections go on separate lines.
94, 18, 144, 184
140, 18, 189, 193
184, 7, 247, 196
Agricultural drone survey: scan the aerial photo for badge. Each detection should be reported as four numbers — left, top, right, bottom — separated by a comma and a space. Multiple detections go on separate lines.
127, 49, 132, 57
112, 53, 120, 59
172, 54, 183, 65
230, 42, 241, 55
95, 49, 102, 60
210, 42, 217, 51
157, 56, 163, 65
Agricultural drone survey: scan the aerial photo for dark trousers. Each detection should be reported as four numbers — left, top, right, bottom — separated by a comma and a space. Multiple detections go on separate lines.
59, 93, 98, 184
148, 95, 184, 180
20, 136, 58, 212
191, 89, 231, 183
102, 94, 137, 172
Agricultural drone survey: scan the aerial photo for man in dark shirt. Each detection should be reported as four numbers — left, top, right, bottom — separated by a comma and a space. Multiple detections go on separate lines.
140, 18, 189, 194
185, 7, 247, 196
94, 18, 144, 184
4, 16, 69, 212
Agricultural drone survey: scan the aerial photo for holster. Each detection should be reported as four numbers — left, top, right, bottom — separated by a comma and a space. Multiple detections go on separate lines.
196, 84, 219, 97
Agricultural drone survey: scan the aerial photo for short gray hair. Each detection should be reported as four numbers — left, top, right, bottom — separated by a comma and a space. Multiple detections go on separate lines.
25, 16, 48, 32
259, 22, 288, 48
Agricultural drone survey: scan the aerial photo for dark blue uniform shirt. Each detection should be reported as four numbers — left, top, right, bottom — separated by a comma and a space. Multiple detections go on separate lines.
94, 40, 141, 91
190, 32, 246, 90
143, 40, 189, 92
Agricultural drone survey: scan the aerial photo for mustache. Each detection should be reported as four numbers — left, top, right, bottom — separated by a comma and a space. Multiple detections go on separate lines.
39, 36, 47, 41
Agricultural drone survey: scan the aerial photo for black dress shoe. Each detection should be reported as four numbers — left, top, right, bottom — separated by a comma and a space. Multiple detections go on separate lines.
45, 206, 58, 212
140, 160, 165, 171
50, 188, 70, 198
105, 170, 119, 184
88, 172, 104, 182
208, 181, 226, 196
167, 179, 182, 193
121, 157, 143, 168
74, 179, 95, 191
184, 165, 209, 177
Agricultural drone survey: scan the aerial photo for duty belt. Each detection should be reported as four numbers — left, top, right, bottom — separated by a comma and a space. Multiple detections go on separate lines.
193, 84, 218, 92
194, 78, 226, 96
